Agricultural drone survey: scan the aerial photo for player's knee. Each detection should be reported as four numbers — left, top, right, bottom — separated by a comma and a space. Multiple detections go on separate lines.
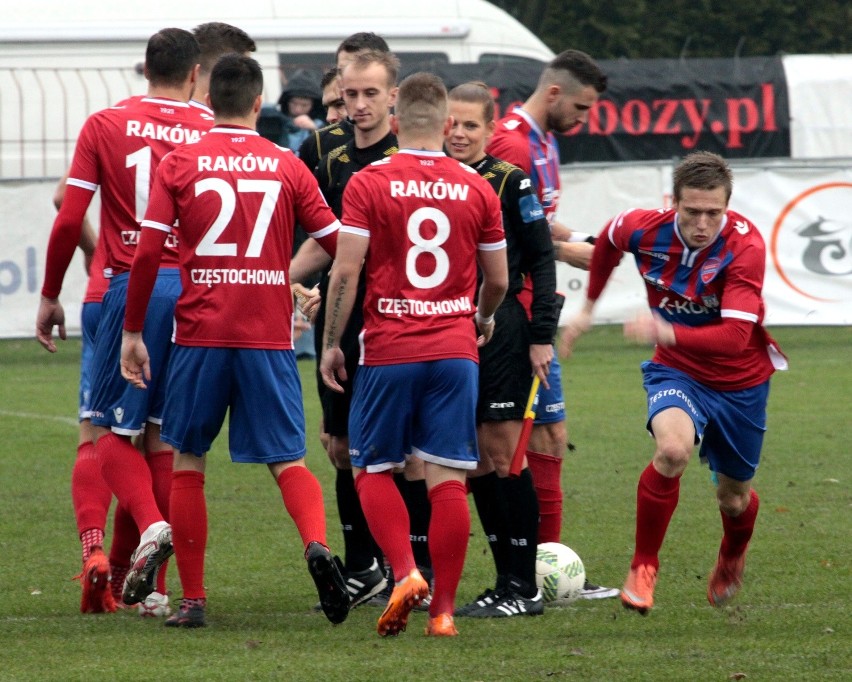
653, 439, 691, 474
529, 421, 566, 456
716, 488, 750, 517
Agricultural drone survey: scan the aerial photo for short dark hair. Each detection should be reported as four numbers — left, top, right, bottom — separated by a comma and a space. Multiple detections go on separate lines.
336, 32, 390, 59
673, 151, 733, 202
448, 81, 494, 123
320, 67, 339, 90
396, 72, 447, 134
540, 49, 607, 94
209, 54, 264, 118
341, 50, 400, 89
193, 22, 257, 76
145, 28, 201, 87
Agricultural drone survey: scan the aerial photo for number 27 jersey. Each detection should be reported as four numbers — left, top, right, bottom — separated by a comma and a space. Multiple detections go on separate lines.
142, 127, 339, 349
341, 150, 505, 365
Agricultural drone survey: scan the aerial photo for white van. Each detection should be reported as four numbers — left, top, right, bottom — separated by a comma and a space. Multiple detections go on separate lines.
0, 0, 553, 178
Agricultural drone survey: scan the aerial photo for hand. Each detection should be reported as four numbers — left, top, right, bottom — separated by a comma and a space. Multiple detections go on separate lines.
320, 346, 347, 393
529, 343, 552, 389
475, 314, 495, 347
623, 311, 675, 347
558, 309, 592, 358
293, 283, 321, 322
120, 330, 151, 389
35, 296, 66, 352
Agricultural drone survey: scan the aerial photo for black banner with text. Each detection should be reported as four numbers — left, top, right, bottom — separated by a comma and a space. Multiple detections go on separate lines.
402, 56, 791, 163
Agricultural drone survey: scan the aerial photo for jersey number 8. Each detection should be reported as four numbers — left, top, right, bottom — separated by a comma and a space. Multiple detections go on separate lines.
406, 207, 450, 289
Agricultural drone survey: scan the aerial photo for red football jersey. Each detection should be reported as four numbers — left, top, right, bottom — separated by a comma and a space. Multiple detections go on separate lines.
341, 150, 505, 365
139, 126, 340, 349
487, 108, 562, 224
66, 97, 213, 277
593, 207, 785, 389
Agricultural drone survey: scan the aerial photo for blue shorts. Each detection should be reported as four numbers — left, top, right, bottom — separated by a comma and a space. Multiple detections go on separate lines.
534, 352, 565, 424
642, 361, 770, 482
349, 360, 479, 473
161, 346, 306, 463
89, 270, 180, 436
78, 301, 102, 421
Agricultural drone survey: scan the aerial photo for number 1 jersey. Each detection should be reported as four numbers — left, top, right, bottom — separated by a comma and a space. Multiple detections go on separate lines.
67, 97, 213, 276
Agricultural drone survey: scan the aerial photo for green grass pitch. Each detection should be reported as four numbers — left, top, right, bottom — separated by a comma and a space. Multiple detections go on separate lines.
0, 325, 848, 681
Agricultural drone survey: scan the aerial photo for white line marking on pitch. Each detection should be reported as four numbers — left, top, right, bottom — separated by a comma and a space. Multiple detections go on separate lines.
0, 409, 78, 427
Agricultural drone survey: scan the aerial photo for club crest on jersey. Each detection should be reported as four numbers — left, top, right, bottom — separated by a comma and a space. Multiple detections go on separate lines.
700, 257, 722, 284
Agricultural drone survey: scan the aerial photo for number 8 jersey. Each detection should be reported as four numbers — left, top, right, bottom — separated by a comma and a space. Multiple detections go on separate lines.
341, 149, 505, 365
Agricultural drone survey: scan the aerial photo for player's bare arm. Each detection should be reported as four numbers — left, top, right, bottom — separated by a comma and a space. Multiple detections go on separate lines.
320, 231, 369, 392
475, 246, 509, 347
554, 241, 594, 270
624, 311, 676, 347
290, 236, 333, 284
558, 300, 595, 358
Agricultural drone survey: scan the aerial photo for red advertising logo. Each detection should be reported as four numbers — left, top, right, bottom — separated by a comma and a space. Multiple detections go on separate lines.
771, 182, 852, 302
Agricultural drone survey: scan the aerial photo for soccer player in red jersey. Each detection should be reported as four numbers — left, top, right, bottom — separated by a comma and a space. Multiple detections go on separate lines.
120, 54, 349, 628
320, 72, 508, 637
486, 49, 617, 599
37, 28, 213, 609
560, 151, 788, 614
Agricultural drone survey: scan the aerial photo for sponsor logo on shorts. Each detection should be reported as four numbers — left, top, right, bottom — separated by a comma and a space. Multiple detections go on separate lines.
113, 407, 125, 423
649, 388, 699, 417
489, 401, 516, 409
545, 402, 564, 413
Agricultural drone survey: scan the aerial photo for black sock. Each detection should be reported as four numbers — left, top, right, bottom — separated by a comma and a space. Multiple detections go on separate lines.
336, 467, 378, 572
469, 471, 511, 581
499, 469, 540, 597
399, 476, 432, 571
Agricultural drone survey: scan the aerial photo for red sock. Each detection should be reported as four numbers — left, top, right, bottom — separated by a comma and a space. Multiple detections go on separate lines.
720, 489, 759, 559
526, 449, 563, 543
146, 449, 173, 520
109, 503, 138, 602
170, 470, 207, 600
632, 463, 681, 570
97, 433, 163, 532
72, 441, 112, 556
354, 470, 416, 583
427, 480, 469, 617
79, 528, 105, 564
276, 466, 327, 549
109, 504, 139, 570
147, 449, 174, 594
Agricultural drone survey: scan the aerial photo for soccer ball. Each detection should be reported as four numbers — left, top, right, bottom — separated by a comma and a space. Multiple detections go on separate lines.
535, 542, 585, 603
138, 591, 171, 618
